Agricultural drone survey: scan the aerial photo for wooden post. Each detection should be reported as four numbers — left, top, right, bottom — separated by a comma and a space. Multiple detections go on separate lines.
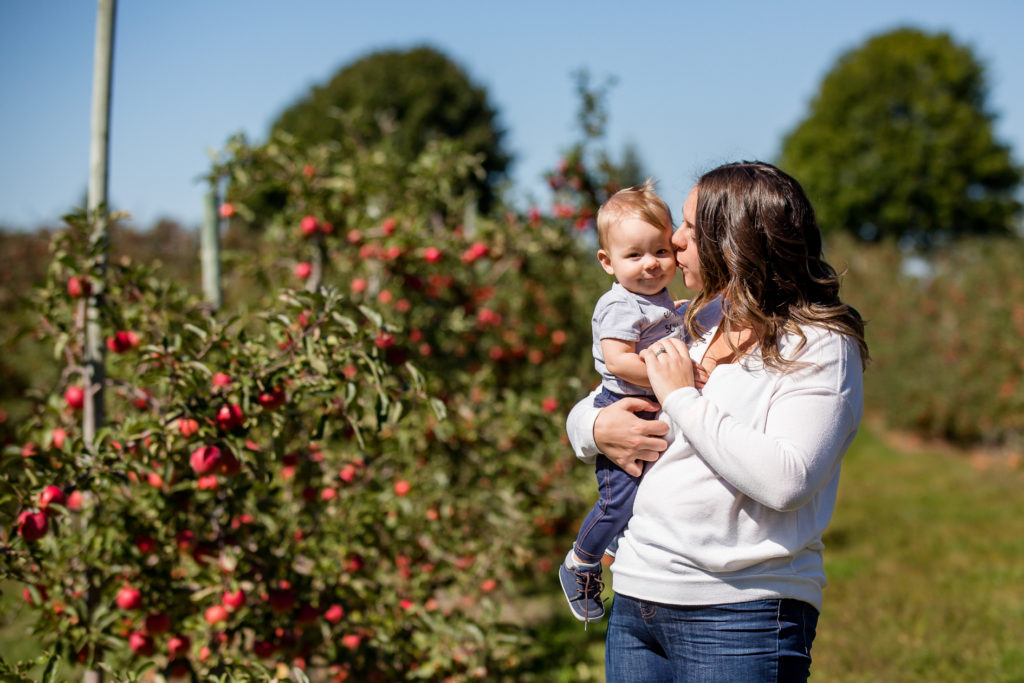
201, 182, 223, 309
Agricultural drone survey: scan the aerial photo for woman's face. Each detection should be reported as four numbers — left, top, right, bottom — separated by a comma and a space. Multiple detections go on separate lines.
672, 185, 702, 291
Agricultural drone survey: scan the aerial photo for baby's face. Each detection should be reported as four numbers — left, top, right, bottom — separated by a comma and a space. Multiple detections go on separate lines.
598, 217, 676, 296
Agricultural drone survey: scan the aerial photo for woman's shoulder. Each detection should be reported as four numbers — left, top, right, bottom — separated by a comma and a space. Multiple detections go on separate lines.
780, 324, 864, 392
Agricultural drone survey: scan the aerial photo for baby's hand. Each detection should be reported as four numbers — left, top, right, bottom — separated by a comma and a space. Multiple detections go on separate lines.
692, 361, 710, 390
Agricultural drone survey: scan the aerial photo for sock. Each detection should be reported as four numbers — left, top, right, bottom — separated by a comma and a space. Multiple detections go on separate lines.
566, 548, 600, 570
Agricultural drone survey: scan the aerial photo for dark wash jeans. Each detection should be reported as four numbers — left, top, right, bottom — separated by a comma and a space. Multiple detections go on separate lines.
605, 595, 819, 683
573, 388, 657, 564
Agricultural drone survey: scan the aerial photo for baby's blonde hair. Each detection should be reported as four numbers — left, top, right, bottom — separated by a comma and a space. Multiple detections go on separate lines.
596, 179, 674, 250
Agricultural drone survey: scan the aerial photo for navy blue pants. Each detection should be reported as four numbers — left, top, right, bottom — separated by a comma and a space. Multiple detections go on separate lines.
573, 388, 657, 564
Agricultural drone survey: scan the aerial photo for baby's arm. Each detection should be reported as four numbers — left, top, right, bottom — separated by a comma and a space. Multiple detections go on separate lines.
601, 338, 651, 388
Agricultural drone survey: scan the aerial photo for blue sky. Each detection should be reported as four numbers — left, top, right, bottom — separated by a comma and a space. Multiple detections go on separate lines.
1, 1, 1021, 230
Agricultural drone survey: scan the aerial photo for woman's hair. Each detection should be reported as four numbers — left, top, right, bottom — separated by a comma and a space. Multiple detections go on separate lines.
596, 178, 674, 251
684, 161, 869, 370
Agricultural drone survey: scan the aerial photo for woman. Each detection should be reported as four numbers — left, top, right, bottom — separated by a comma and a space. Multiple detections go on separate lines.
566, 161, 868, 681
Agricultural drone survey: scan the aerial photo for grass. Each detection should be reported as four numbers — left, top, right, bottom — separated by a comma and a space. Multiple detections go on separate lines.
812, 428, 1024, 682
4, 427, 1023, 681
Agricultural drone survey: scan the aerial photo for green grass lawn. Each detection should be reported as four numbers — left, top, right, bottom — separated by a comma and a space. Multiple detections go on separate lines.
812, 428, 1024, 682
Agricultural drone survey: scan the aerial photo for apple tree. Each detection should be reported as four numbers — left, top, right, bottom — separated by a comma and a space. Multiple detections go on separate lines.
3, 130, 607, 680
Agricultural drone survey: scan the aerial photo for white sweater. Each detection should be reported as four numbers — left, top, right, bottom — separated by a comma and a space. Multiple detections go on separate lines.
566, 312, 864, 612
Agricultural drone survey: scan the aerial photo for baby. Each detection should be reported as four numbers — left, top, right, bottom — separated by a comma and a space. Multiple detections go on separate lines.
559, 179, 683, 623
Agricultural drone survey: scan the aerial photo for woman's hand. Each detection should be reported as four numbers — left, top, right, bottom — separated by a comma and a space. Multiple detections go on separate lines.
593, 397, 668, 476
640, 337, 696, 404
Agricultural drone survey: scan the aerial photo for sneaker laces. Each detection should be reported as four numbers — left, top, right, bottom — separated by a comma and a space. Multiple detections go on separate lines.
573, 566, 605, 625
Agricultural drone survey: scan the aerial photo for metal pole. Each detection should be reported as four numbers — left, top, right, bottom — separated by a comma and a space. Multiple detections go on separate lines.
84, 2, 116, 679
201, 183, 223, 309
83, 0, 116, 455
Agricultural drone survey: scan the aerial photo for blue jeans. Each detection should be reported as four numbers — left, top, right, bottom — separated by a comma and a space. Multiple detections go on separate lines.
573, 389, 656, 564
605, 595, 818, 683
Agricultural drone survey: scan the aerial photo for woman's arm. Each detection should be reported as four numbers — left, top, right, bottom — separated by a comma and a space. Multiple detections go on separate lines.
644, 336, 862, 511
566, 390, 668, 476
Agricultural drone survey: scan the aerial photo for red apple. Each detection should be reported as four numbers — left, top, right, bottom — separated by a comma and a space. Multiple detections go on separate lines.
211, 372, 232, 387
461, 242, 489, 263
341, 633, 361, 650
17, 511, 48, 542
134, 534, 158, 554
300, 215, 319, 236
294, 261, 312, 279
177, 417, 199, 437
393, 480, 411, 497
39, 486, 66, 514
253, 640, 275, 658
128, 631, 154, 656
324, 604, 344, 623
381, 217, 397, 235
350, 278, 367, 294
268, 587, 296, 614
66, 490, 83, 511
218, 448, 241, 477
204, 604, 229, 625
106, 330, 139, 353
50, 428, 67, 449
116, 586, 142, 610
64, 385, 85, 410
197, 475, 219, 491
167, 634, 191, 658
222, 589, 245, 611
215, 404, 244, 431
190, 445, 222, 476
144, 612, 171, 635
22, 584, 48, 605
256, 386, 286, 410
541, 397, 558, 413
67, 275, 91, 298
422, 246, 442, 263
338, 464, 357, 483
218, 202, 235, 218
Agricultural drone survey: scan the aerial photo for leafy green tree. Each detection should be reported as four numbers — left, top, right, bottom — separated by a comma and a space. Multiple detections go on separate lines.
272, 46, 510, 212
779, 27, 1021, 246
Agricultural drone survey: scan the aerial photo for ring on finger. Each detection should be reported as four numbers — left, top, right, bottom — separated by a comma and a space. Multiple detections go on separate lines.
653, 346, 667, 357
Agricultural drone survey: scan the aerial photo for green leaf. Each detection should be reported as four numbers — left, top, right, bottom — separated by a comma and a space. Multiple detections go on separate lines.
359, 305, 383, 329
430, 398, 447, 420
40, 652, 60, 683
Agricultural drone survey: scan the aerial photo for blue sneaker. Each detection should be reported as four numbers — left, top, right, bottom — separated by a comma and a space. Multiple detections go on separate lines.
558, 555, 605, 623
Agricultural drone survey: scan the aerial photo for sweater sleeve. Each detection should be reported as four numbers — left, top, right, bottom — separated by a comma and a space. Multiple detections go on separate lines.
661, 339, 862, 512
566, 388, 602, 465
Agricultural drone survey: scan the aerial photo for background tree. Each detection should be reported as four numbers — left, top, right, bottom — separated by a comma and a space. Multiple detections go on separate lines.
779, 27, 1021, 247
272, 45, 510, 213
545, 70, 650, 234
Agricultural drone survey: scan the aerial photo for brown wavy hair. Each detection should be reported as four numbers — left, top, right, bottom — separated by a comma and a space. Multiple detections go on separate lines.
684, 161, 869, 371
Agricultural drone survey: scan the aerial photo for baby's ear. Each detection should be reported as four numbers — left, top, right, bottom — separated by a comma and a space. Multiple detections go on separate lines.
596, 249, 616, 275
